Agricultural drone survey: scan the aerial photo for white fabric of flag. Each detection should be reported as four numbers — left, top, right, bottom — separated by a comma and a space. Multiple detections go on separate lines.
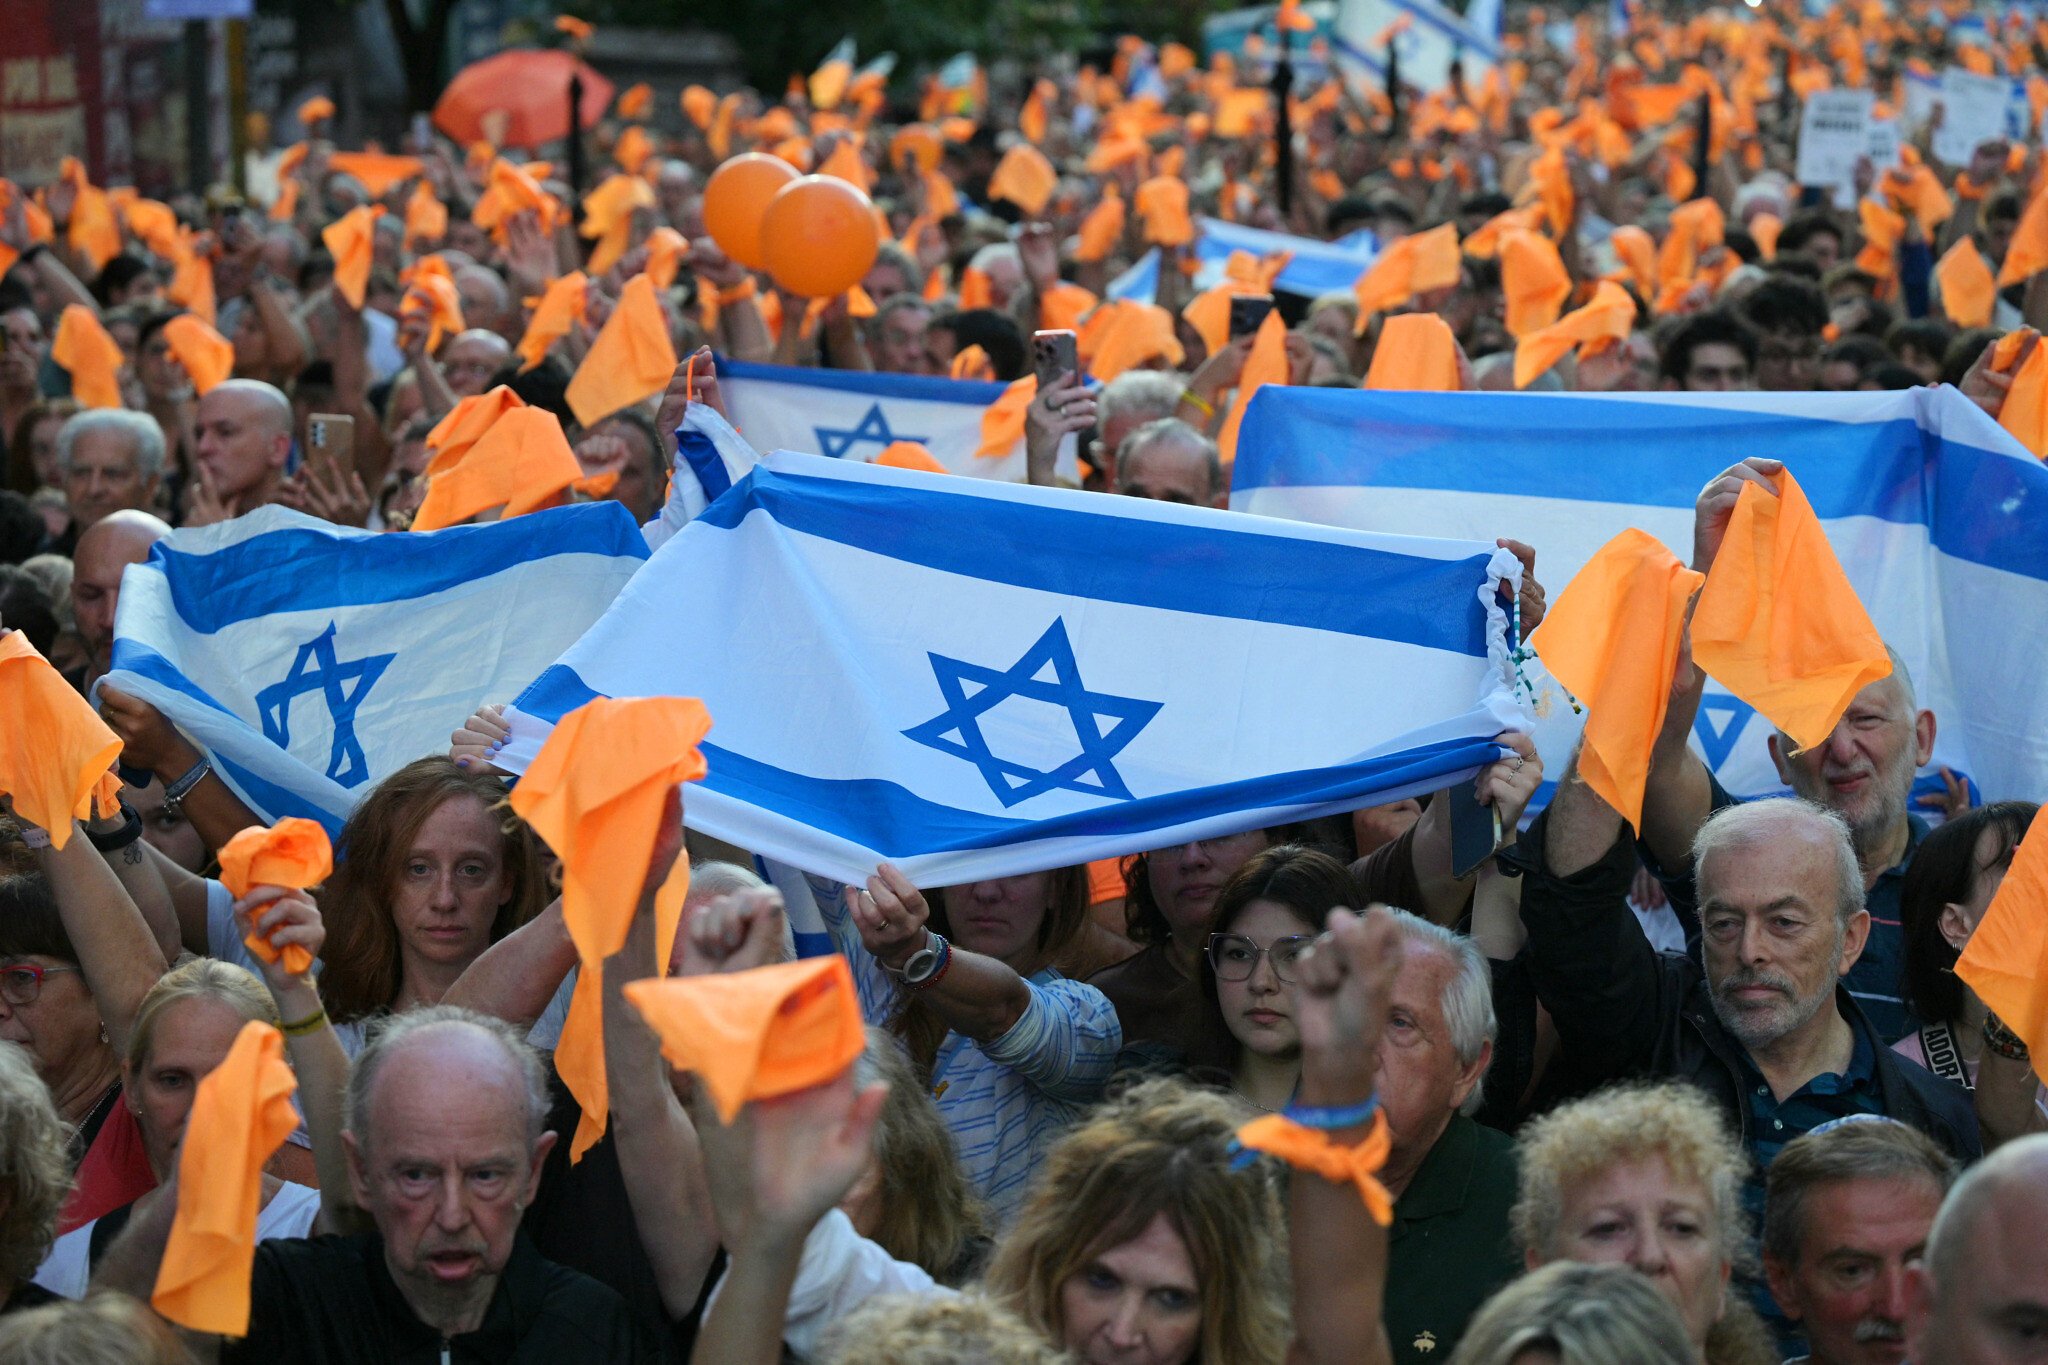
102, 503, 649, 833
1233, 383, 2048, 808
497, 451, 1525, 886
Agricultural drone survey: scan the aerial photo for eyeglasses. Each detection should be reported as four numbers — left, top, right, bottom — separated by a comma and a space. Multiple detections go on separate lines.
0, 963, 82, 1007
1207, 933, 1316, 983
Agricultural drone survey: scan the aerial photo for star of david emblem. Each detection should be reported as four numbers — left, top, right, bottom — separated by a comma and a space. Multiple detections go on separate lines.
1694, 694, 1758, 772
815, 403, 926, 460
902, 619, 1163, 808
254, 622, 395, 788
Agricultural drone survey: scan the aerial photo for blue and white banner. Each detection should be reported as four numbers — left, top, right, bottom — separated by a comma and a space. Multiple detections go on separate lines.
1234, 384, 2048, 806
103, 504, 650, 833
1333, 0, 1500, 93
1108, 217, 1379, 304
500, 452, 1524, 885
716, 358, 1075, 483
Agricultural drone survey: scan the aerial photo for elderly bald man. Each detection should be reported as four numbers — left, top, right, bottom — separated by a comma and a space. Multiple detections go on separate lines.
70, 509, 170, 687
453, 264, 518, 343
439, 328, 513, 398
193, 379, 293, 519
1904, 1133, 2048, 1365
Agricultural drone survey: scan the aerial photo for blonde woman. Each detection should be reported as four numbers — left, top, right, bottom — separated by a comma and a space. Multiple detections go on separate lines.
1449, 1262, 1697, 1365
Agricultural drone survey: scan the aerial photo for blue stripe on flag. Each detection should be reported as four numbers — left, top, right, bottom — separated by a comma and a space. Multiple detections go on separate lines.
147, 502, 648, 635
697, 735, 1501, 858
695, 466, 1497, 654
514, 663, 604, 724
677, 424, 735, 505
715, 357, 1009, 405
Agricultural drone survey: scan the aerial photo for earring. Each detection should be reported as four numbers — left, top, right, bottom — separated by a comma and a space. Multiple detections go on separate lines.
99, 1021, 108, 1044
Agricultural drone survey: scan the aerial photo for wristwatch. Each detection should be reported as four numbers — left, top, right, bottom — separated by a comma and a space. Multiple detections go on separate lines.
890, 930, 952, 990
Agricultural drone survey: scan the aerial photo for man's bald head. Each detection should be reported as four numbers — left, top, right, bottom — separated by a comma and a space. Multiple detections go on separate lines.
195, 380, 293, 510
1906, 1133, 2048, 1364
439, 329, 513, 397
72, 510, 172, 677
453, 265, 516, 341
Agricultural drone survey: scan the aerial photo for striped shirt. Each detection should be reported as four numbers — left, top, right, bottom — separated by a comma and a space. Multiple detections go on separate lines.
814, 877, 1122, 1225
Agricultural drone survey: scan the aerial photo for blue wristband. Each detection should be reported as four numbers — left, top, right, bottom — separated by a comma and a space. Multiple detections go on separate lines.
1282, 1096, 1380, 1130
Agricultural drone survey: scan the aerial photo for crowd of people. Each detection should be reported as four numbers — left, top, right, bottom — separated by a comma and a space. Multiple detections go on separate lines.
2, 0, 2048, 1360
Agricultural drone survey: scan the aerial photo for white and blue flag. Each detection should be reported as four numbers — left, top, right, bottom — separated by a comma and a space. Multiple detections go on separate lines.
1234, 384, 2048, 807
1333, 0, 1500, 93
714, 358, 1077, 483
1107, 217, 1379, 304
499, 451, 1524, 886
103, 503, 650, 833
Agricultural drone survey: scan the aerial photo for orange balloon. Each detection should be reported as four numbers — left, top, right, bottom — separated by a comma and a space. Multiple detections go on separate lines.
759, 176, 881, 299
702, 153, 799, 272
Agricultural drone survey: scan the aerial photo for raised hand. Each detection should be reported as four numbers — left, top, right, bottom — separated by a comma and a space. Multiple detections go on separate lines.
1960, 328, 2036, 421
681, 887, 789, 976
845, 863, 929, 971
1691, 456, 1782, 572
1477, 731, 1544, 835
448, 702, 509, 774
99, 685, 203, 779
234, 886, 325, 994
1495, 537, 1546, 638
1294, 905, 1406, 1105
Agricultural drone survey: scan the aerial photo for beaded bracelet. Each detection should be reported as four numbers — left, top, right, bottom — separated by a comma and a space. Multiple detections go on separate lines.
1231, 1109, 1396, 1226
1283, 1095, 1381, 1130
1984, 1013, 2031, 1062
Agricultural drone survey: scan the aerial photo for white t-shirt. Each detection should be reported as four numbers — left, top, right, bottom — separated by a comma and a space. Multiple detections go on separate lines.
33, 1181, 321, 1298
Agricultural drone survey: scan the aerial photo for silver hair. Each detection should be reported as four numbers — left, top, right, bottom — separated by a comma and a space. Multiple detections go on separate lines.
1380, 906, 1497, 1116
1924, 1132, 2048, 1293
1095, 369, 1186, 431
56, 409, 167, 481
0, 1042, 70, 1284
1694, 796, 1866, 925
966, 241, 1021, 274
345, 1005, 551, 1152
1117, 417, 1223, 497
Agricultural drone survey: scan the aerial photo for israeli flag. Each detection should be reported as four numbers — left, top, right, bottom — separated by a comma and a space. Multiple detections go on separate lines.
498, 452, 1524, 885
716, 358, 1075, 483
1234, 384, 2048, 807
103, 504, 650, 833
1107, 217, 1379, 305
1333, 0, 1500, 93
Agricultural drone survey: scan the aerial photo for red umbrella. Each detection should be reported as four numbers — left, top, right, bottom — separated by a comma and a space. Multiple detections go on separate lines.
433, 49, 615, 150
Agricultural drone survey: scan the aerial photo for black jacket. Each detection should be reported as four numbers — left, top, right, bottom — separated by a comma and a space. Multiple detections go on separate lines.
1502, 812, 1980, 1162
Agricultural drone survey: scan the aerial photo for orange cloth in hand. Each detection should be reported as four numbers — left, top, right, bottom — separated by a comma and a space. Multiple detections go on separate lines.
1217, 309, 1289, 467
566, 274, 678, 428
516, 273, 588, 374
1999, 185, 2048, 287
682, 85, 717, 129
623, 957, 865, 1122
1087, 301, 1185, 382
322, 206, 382, 309
1351, 222, 1461, 323
162, 315, 235, 396
297, 96, 335, 124
402, 273, 466, 354
1956, 805, 2048, 1067
1500, 230, 1573, 338
1855, 199, 1905, 281
977, 375, 1036, 456
1134, 176, 1195, 246
1608, 224, 1658, 293
877, 441, 947, 473
1658, 198, 1725, 287
1514, 279, 1635, 387
1749, 213, 1783, 261
51, 305, 125, 410
425, 385, 527, 477
1364, 312, 1461, 390
413, 406, 587, 530
1038, 282, 1096, 333
581, 173, 657, 276
1689, 469, 1890, 752
217, 819, 333, 977
1235, 1110, 1395, 1226
326, 152, 426, 199
1990, 332, 2048, 459
1527, 529, 1705, 830
951, 344, 995, 382
152, 1021, 299, 1336
510, 696, 712, 1160
1936, 238, 1997, 328
989, 145, 1058, 215
404, 182, 447, 246
617, 83, 653, 120
644, 228, 689, 291
0, 632, 122, 850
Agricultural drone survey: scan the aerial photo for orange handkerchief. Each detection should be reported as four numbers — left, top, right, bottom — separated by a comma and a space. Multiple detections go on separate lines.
297, 95, 335, 124
951, 343, 995, 381
817, 138, 871, 190
217, 819, 333, 977
1607, 224, 1657, 293
1749, 212, 1783, 261
322, 206, 382, 310
1936, 238, 1997, 329
581, 173, 656, 277
1134, 176, 1196, 246
1181, 285, 1234, 355
877, 441, 947, 473
977, 375, 1036, 455
1087, 301, 1185, 382
1991, 331, 2048, 459
1074, 187, 1127, 263
1364, 312, 1461, 390
989, 145, 1059, 215
1690, 469, 1890, 753
1514, 279, 1635, 387
566, 274, 678, 428
1957, 805, 2048, 1068
425, 385, 527, 477
644, 228, 689, 291
162, 314, 235, 396
1217, 309, 1289, 467
1527, 529, 1705, 830
623, 957, 866, 1123
0, 632, 122, 849
326, 152, 425, 199
682, 85, 717, 129
617, 83, 653, 120
1038, 281, 1096, 333
510, 695, 712, 1158
414, 406, 587, 530
1500, 229, 1573, 337
1351, 222, 1461, 324
1998, 184, 2048, 287
51, 305, 126, 410
516, 273, 588, 374
152, 1022, 299, 1336
404, 182, 448, 247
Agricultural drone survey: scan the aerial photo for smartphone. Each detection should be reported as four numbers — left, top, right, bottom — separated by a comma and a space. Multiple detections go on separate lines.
1032, 329, 1079, 389
1228, 293, 1276, 339
1447, 779, 1500, 879
306, 412, 355, 468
